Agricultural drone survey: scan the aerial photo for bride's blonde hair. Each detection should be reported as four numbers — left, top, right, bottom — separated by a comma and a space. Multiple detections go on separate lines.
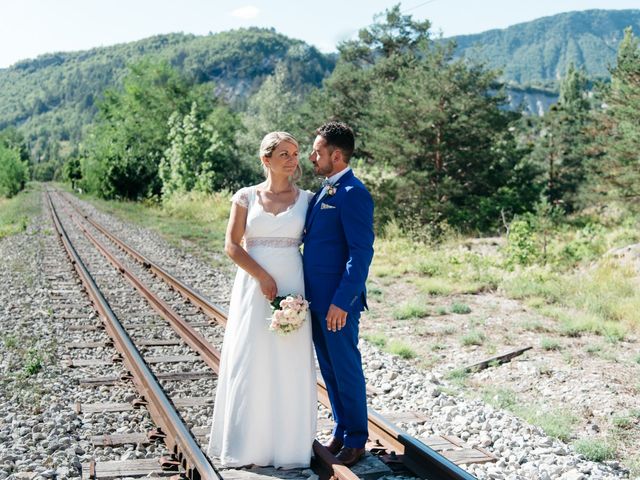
259, 131, 302, 182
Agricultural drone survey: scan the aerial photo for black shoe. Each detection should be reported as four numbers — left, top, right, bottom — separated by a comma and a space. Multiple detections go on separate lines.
335, 447, 365, 467
323, 436, 344, 455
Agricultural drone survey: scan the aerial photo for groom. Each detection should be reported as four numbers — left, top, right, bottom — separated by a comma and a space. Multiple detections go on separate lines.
303, 121, 374, 467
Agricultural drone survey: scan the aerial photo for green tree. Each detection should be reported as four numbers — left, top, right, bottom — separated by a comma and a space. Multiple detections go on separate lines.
306, 4, 539, 232
83, 61, 194, 199
160, 100, 248, 197
596, 27, 640, 202
239, 63, 303, 157
529, 64, 592, 211
0, 144, 29, 198
63, 156, 82, 190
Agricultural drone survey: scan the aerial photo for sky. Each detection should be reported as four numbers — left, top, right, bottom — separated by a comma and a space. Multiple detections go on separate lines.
1, 0, 639, 68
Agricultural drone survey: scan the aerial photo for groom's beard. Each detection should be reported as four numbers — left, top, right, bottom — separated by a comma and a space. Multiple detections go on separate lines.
313, 162, 332, 177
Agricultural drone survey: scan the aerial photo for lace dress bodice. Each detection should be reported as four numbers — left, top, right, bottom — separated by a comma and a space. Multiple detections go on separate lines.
232, 186, 312, 249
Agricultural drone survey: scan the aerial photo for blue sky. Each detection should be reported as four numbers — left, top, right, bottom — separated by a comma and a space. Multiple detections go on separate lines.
1, 0, 639, 68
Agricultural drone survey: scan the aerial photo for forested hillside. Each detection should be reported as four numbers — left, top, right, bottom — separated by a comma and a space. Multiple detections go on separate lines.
451, 9, 640, 88
0, 28, 334, 163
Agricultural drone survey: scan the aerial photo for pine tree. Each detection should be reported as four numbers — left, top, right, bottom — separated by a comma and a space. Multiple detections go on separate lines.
597, 27, 640, 201
530, 64, 592, 211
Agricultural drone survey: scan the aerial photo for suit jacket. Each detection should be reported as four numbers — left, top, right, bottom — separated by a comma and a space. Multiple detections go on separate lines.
303, 169, 374, 314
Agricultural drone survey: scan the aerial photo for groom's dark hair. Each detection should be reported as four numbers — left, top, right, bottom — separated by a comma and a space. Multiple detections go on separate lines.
317, 122, 355, 163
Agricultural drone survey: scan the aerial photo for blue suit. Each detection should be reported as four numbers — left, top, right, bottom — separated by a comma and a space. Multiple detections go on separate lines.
303, 169, 374, 449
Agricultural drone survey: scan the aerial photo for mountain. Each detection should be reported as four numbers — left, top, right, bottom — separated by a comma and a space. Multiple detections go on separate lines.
449, 9, 640, 89
0, 28, 335, 162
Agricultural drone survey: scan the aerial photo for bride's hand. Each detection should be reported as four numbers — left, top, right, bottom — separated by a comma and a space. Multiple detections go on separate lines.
258, 273, 277, 302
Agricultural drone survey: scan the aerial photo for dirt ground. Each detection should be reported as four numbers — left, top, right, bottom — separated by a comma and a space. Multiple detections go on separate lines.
360, 276, 640, 473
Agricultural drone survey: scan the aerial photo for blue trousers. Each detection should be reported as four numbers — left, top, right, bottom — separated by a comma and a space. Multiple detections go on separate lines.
311, 309, 368, 448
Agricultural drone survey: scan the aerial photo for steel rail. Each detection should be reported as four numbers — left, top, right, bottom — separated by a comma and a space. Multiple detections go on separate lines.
59, 190, 477, 480
54, 191, 360, 480
45, 192, 221, 480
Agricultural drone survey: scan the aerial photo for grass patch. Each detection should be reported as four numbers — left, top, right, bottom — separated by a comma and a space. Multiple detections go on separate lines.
573, 438, 616, 462
3, 335, 18, 349
612, 414, 634, 430
635, 354, 640, 364
23, 349, 43, 377
515, 405, 578, 442
368, 287, 383, 299
585, 344, 602, 355
0, 183, 41, 239
86, 190, 232, 267
439, 325, 457, 335
540, 338, 561, 351
392, 301, 430, 320
445, 368, 469, 386
450, 302, 472, 314
482, 387, 517, 409
519, 319, 548, 332
363, 332, 387, 348
386, 340, 417, 359
460, 330, 485, 346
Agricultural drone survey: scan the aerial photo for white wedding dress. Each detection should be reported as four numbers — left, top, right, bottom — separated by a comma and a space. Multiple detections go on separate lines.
208, 185, 317, 468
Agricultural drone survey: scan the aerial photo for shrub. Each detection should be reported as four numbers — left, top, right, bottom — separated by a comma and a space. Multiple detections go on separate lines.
0, 144, 29, 198
573, 438, 616, 462
450, 302, 472, 314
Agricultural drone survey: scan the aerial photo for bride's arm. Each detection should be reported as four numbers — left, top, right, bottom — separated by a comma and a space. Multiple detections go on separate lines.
225, 203, 277, 301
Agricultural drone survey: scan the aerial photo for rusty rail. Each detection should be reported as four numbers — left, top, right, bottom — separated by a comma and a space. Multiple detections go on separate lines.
52, 191, 360, 480
45, 192, 221, 480
58, 190, 476, 480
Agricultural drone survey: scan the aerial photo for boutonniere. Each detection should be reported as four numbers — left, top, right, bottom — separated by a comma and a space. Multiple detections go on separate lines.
326, 182, 339, 196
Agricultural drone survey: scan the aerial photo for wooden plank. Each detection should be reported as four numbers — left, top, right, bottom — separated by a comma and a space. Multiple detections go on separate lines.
80, 397, 214, 414
420, 435, 457, 451
57, 313, 92, 319
91, 426, 211, 447
81, 458, 175, 478
79, 370, 213, 386
67, 339, 182, 349
440, 448, 495, 465
382, 411, 429, 423
69, 355, 202, 367
67, 341, 112, 349
82, 402, 132, 414
463, 346, 532, 373
69, 324, 103, 331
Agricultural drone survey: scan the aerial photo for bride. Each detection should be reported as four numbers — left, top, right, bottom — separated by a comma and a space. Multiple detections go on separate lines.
207, 132, 317, 468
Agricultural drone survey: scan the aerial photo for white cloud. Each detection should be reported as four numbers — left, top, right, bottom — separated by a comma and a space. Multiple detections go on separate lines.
230, 5, 260, 20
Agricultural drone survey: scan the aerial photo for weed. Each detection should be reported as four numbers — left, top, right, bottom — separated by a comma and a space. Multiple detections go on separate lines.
23, 349, 43, 376
461, 331, 485, 346
612, 415, 633, 430
446, 368, 469, 386
585, 344, 602, 355
387, 340, 417, 359
540, 338, 561, 351
515, 406, 578, 442
520, 320, 547, 332
363, 332, 387, 348
3, 336, 18, 349
573, 438, 616, 462
393, 302, 430, 320
482, 387, 517, 409
450, 302, 472, 314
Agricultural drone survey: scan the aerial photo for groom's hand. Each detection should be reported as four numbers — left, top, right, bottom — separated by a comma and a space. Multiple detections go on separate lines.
326, 304, 347, 332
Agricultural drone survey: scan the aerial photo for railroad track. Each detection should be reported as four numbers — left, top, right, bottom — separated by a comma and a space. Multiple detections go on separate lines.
45, 188, 487, 480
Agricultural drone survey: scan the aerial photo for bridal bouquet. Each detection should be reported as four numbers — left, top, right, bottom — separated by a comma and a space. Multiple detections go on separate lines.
269, 294, 309, 334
